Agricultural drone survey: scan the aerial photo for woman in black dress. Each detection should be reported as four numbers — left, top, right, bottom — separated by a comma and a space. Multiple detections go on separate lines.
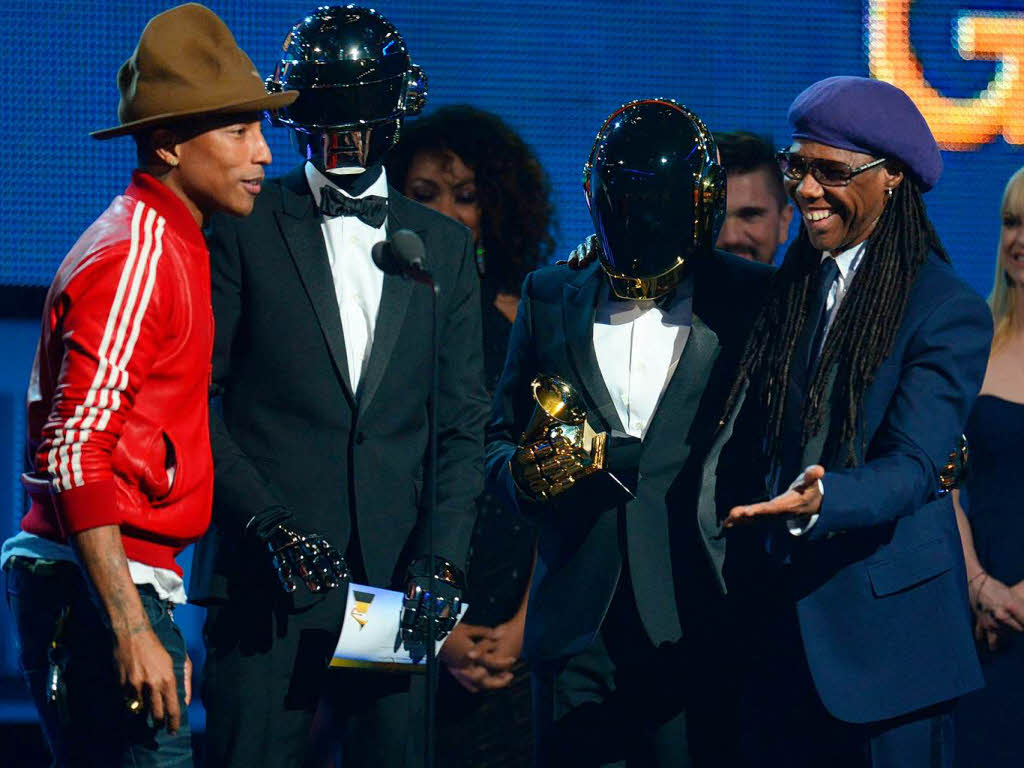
388, 105, 556, 767
954, 166, 1024, 767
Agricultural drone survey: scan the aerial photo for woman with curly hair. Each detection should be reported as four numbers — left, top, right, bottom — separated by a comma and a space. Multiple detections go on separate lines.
388, 105, 556, 389
387, 105, 556, 767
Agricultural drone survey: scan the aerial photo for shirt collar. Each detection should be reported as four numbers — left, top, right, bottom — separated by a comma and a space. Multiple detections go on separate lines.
126, 171, 206, 252
305, 161, 389, 209
822, 240, 868, 281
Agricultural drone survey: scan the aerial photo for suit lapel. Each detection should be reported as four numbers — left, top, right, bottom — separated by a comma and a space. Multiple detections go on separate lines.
625, 315, 720, 644
357, 190, 419, 417
562, 265, 624, 433
274, 168, 354, 401
697, 377, 750, 591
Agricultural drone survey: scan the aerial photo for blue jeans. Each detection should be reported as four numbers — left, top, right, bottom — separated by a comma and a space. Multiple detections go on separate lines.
4, 556, 192, 767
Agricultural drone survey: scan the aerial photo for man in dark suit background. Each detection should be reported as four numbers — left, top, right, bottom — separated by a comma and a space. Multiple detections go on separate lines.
189, 8, 488, 768
721, 77, 990, 767
486, 100, 770, 767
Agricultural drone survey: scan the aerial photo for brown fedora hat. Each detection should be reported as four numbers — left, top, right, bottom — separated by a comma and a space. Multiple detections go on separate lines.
91, 3, 297, 140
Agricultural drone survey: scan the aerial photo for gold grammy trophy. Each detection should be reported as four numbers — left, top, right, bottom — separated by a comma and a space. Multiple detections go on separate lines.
512, 375, 634, 507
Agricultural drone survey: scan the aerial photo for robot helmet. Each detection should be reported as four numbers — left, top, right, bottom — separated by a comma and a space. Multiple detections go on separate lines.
583, 99, 726, 300
265, 5, 427, 169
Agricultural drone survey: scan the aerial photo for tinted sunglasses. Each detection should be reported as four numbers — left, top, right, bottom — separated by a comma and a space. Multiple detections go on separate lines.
776, 152, 887, 187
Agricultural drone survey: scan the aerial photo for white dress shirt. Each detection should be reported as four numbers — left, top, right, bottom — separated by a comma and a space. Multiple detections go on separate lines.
305, 162, 388, 393
789, 240, 868, 535
592, 279, 694, 439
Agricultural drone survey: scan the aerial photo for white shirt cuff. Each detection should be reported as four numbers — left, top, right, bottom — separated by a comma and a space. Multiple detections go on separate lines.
786, 467, 824, 536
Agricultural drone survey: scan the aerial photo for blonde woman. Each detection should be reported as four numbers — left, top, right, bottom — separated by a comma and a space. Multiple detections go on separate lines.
954, 167, 1024, 766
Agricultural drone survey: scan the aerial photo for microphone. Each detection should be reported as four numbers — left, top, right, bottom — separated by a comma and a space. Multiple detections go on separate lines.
372, 229, 431, 285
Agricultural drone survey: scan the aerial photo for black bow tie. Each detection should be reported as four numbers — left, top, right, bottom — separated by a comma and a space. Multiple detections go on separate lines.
319, 185, 388, 228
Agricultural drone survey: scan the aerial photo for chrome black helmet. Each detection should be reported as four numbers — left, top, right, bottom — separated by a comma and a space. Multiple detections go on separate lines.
266, 6, 427, 169
584, 99, 726, 300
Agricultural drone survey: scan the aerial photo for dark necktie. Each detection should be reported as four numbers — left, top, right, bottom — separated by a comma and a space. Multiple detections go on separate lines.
319, 185, 388, 229
778, 256, 840, 488
802, 256, 840, 375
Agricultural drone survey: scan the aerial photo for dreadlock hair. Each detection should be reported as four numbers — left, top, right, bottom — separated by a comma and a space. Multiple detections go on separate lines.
721, 179, 949, 467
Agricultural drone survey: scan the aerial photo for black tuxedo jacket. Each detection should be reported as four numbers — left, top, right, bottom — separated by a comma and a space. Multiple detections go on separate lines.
190, 165, 488, 603
485, 251, 771, 661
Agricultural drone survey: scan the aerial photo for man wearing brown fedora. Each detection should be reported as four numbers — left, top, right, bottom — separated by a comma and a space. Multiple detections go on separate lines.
0, 4, 296, 766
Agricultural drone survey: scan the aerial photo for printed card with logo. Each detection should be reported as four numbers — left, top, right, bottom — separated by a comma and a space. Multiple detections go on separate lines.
330, 582, 468, 671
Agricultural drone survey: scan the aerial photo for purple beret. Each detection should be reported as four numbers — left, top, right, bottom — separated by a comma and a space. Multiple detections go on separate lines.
788, 76, 942, 192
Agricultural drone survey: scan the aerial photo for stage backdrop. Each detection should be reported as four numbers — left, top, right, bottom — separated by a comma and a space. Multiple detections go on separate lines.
2, 0, 1023, 725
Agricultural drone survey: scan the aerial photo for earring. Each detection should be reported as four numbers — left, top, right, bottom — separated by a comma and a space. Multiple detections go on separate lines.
474, 244, 486, 278
886, 187, 894, 199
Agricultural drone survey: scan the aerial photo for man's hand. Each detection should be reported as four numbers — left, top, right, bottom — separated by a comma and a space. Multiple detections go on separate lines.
71, 525, 183, 734
511, 435, 596, 503
400, 557, 465, 656
114, 626, 181, 733
724, 465, 825, 528
556, 234, 600, 270
184, 653, 192, 706
259, 523, 350, 595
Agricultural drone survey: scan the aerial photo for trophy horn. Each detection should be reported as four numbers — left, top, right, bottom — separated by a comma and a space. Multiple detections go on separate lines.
521, 375, 588, 446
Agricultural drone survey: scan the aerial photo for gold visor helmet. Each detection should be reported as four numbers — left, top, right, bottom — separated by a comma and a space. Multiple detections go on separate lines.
583, 99, 726, 300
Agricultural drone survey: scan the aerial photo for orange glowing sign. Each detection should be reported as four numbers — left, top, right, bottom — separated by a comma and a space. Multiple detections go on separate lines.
868, 0, 1024, 149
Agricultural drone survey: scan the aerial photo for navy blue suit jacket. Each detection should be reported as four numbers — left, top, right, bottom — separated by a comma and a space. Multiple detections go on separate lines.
730, 252, 990, 723
486, 251, 770, 661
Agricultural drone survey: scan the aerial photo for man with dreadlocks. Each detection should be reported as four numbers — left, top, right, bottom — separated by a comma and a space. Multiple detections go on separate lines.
720, 77, 990, 766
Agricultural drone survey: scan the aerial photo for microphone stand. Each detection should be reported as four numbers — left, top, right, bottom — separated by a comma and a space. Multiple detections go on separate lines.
371, 234, 441, 768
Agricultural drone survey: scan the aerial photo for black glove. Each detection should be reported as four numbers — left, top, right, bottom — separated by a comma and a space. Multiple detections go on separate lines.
246, 509, 350, 594
399, 556, 465, 659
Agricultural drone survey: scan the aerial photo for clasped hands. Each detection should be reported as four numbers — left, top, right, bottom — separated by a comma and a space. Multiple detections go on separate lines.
440, 616, 524, 693
724, 465, 825, 528
969, 570, 1024, 652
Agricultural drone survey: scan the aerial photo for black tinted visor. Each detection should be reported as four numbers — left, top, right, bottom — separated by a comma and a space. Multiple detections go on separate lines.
278, 75, 405, 128
591, 164, 697, 278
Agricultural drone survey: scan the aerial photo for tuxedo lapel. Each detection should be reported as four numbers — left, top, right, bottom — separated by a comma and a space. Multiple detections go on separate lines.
357, 190, 419, 417
624, 315, 720, 645
274, 169, 354, 401
562, 265, 624, 433
641, 314, 720, 454
697, 377, 749, 591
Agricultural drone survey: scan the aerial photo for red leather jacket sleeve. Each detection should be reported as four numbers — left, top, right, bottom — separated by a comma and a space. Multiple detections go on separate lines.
36, 232, 170, 536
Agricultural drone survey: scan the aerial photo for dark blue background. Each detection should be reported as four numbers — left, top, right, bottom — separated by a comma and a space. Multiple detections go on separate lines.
2, 0, 1023, 726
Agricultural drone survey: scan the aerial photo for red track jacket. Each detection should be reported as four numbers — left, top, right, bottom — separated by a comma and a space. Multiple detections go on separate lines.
21, 172, 214, 575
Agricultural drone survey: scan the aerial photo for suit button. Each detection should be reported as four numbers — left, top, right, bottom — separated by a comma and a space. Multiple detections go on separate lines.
355, 432, 366, 444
